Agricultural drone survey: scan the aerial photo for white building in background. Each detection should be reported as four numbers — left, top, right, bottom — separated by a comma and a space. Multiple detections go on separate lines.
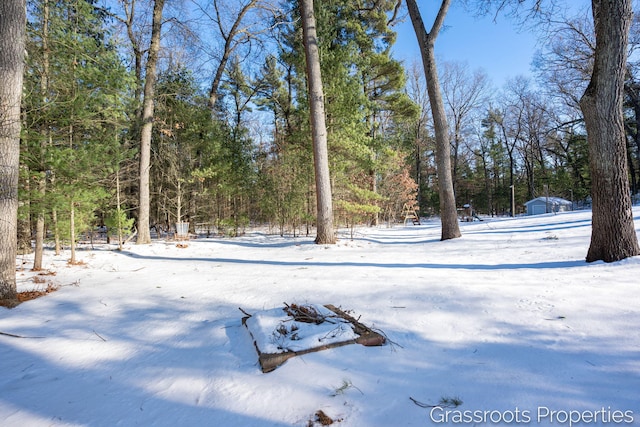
524, 196, 573, 216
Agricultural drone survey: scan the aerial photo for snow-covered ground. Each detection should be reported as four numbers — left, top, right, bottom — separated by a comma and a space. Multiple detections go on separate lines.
1, 208, 639, 427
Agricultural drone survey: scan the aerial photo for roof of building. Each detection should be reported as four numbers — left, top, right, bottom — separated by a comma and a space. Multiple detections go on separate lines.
524, 196, 572, 206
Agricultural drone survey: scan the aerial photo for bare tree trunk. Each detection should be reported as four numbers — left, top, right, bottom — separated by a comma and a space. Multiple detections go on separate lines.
34, 0, 50, 270
116, 171, 124, 251
52, 204, 61, 255
580, 0, 640, 263
406, 0, 461, 240
299, 0, 335, 244
0, 0, 25, 303
17, 171, 32, 255
34, 178, 45, 270
69, 201, 76, 264
137, 0, 165, 244
118, 0, 144, 107
207, 0, 259, 110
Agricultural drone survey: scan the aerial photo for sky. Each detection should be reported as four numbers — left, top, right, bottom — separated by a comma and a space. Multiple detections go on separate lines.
390, 2, 571, 89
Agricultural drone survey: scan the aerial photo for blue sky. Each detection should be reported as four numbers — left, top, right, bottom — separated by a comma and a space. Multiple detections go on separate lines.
390, 2, 546, 88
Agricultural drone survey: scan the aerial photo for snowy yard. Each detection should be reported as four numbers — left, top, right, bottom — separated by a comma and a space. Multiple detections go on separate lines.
1, 208, 639, 426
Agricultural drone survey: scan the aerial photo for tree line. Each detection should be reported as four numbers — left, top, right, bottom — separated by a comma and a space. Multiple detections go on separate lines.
19, 0, 421, 251
1, 0, 639, 302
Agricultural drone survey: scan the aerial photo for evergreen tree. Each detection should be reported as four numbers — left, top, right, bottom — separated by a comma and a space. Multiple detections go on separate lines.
22, 0, 133, 261
268, 0, 418, 233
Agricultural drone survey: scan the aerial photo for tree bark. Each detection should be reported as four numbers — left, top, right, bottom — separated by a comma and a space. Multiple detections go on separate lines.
299, 0, 335, 244
34, 177, 45, 270
579, 0, 640, 262
17, 172, 32, 255
119, 0, 144, 107
0, 0, 25, 302
406, 0, 461, 240
137, 0, 165, 244
69, 201, 76, 265
207, 0, 259, 110
34, 0, 50, 271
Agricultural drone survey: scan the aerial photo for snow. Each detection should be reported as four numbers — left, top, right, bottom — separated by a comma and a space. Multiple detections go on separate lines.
244, 305, 358, 355
1, 208, 639, 427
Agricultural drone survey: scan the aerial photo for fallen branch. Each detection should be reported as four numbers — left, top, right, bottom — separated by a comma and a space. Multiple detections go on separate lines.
372, 327, 403, 350
283, 302, 335, 324
0, 331, 45, 339
410, 396, 463, 409
410, 397, 433, 408
124, 228, 138, 244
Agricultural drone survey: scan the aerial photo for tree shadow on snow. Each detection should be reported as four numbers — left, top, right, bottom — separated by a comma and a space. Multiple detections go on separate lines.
118, 250, 588, 270
259, 297, 639, 426
0, 295, 297, 427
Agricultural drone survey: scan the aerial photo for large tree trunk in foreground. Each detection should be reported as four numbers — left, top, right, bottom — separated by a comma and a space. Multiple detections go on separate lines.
0, 0, 25, 303
300, 0, 336, 244
580, 0, 640, 263
406, 0, 461, 241
137, 0, 165, 244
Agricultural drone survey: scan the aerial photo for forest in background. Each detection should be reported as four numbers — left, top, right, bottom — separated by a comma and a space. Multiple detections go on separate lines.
17, 0, 640, 252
